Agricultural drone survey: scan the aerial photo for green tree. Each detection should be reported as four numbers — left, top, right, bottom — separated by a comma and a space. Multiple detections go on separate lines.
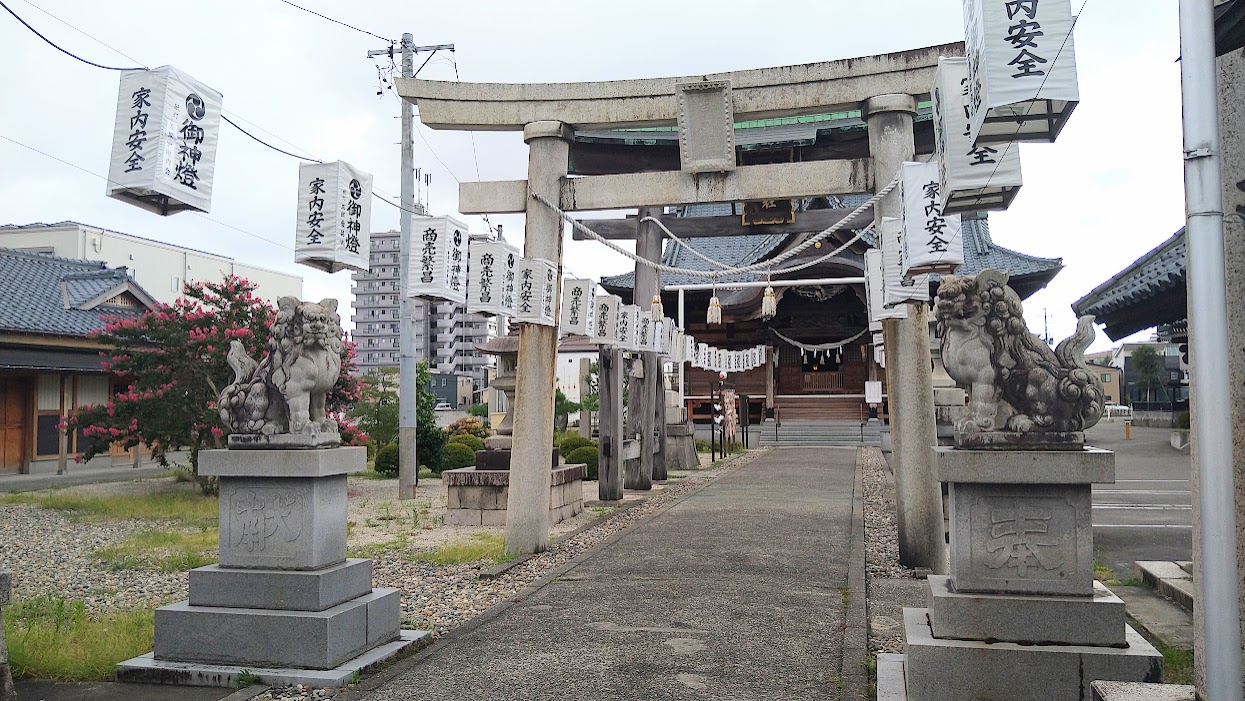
352, 367, 399, 449
579, 362, 600, 413
1130, 345, 1166, 403
554, 389, 581, 433
68, 277, 363, 488
416, 361, 446, 473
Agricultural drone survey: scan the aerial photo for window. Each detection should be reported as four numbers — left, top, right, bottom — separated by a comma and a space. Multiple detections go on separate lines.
1100, 373, 1111, 383
441, 378, 447, 387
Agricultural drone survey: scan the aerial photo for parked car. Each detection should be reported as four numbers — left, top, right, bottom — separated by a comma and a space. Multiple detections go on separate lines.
434, 402, 453, 411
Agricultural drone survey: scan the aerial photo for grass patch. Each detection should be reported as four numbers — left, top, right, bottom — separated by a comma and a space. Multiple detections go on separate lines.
91, 529, 217, 572
1128, 615, 1194, 685
1093, 560, 1118, 584
3, 597, 154, 681
406, 532, 512, 566
350, 469, 395, 481
0, 487, 218, 529
348, 535, 410, 559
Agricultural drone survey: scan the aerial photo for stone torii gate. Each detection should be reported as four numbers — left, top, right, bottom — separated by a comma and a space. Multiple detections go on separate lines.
398, 44, 958, 558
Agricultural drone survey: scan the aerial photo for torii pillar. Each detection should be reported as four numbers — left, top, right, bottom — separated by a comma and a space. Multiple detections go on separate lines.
506, 121, 572, 554
865, 95, 947, 573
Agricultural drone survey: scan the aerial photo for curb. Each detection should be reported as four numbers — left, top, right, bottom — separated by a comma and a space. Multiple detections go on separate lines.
336, 450, 762, 699
1135, 560, 1195, 612
841, 448, 870, 701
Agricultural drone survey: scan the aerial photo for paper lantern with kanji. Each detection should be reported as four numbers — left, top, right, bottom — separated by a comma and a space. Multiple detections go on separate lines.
407, 216, 469, 304
592, 295, 621, 345
294, 161, 373, 274
879, 218, 928, 308
963, 0, 1079, 145
106, 66, 223, 215
900, 160, 963, 276
865, 250, 910, 330
933, 57, 1023, 214
466, 237, 520, 317
512, 257, 558, 327
559, 279, 595, 335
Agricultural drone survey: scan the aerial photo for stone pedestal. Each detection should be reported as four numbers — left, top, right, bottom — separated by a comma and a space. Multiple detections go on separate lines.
880, 446, 1163, 701
118, 447, 427, 688
444, 464, 585, 527
664, 421, 699, 471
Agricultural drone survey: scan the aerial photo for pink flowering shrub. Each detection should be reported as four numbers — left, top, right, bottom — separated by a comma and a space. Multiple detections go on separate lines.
67, 276, 362, 472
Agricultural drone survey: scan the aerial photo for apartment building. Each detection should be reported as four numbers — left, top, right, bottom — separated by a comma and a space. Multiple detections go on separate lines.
351, 228, 496, 385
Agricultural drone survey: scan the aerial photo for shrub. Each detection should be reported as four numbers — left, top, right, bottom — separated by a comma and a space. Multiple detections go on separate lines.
466, 403, 489, 419
1175, 411, 1191, 430
566, 445, 599, 480
441, 442, 477, 471
447, 416, 490, 440
448, 434, 485, 452
374, 443, 400, 476
694, 439, 710, 453
558, 434, 593, 459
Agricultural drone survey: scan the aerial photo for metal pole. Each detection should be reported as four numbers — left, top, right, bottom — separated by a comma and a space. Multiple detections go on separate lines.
1178, 2, 1244, 698
396, 33, 418, 500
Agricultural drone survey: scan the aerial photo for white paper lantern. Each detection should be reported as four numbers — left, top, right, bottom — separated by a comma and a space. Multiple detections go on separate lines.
617, 305, 641, 351
901, 161, 963, 276
636, 313, 653, 351
512, 257, 558, 327
106, 66, 222, 215
293, 161, 372, 274
865, 250, 910, 326
880, 218, 929, 308
559, 278, 595, 335
407, 216, 469, 304
467, 237, 520, 317
963, 0, 1079, 146
933, 57, 1023, 214
592, 295, 621, 345
696, 343, 709, 369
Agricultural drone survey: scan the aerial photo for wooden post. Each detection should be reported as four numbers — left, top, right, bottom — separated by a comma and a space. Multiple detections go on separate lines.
597, 348, 624, 500
624, 354, 652, 489
627, 206, 662, 489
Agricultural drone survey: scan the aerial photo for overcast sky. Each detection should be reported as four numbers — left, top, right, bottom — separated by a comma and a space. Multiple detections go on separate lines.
0, 0, 1185, 351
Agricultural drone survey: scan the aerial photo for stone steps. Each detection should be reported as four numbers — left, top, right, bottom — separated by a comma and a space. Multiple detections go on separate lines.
756, 421, 881, 446
1135, 560, 1195, 612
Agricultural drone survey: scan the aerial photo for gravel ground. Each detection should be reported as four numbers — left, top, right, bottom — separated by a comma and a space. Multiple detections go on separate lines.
861, 447, 916, 655
0, 452, 756, 700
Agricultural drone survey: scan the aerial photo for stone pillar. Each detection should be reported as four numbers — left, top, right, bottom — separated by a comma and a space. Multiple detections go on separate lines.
1207, 44, 1245, 696
865, 94, 947, 574
506, 121, 572, 554
0, 571, 13, 701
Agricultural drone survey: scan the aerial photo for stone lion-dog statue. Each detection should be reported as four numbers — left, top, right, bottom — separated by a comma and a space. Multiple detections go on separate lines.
934, 269, 1103, 448
219, 297, 344, 446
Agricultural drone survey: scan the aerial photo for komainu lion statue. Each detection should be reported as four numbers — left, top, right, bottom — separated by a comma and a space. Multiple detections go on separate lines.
219, 297, 344, 441
934, 269, 1103, 444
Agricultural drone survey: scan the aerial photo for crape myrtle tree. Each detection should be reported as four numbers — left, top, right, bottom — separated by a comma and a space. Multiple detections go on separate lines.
67, 277, 365, 483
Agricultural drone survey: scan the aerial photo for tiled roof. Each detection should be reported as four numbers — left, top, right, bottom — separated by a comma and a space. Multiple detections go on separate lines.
1072, 229, 1186, 341
0, 248, 152, 338
602, 208, 1062, 299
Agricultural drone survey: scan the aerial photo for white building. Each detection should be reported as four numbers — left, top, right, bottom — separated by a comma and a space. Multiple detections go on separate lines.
0, 221, 302, 304
351, 227, 496, 385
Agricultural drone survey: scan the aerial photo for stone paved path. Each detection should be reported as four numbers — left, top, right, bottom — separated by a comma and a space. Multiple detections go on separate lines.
352, 447, 860, 701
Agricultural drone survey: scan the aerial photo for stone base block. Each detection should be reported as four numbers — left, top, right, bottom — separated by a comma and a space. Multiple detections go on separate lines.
215, 473, 347, 571
444, 465, 585, 527
954, 430, 1086, 451
227, 432, 343, 450
877, 652, 908, 701
934, 446, 1115, 485
188, 559, 373, 612
153, 589, 400, 670
199, 446, 364, 478
1091, 681, 1195, 701
948, 481, 1093, 596
926, 575, 1126, 647
903, 608, 1162, 701
117, 629, 430, 688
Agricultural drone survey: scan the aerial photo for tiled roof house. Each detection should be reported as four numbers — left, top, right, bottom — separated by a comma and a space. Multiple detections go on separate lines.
0, 248, 156, 474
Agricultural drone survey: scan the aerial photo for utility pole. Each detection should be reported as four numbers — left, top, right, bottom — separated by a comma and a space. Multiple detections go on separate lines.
368, 35, 454, 500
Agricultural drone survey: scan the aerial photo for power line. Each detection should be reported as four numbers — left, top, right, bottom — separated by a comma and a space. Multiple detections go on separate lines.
275, 0, 394, 44
222, 115, 323, 163
16, 0, 145, 66
0, 133, 295, 252
0, 0, 142, 70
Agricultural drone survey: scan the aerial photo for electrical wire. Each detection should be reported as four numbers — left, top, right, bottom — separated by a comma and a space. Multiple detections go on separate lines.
274, 0, 394, 44
16, 0, 145, 66
222, 115, 323, 163
0, 0, 142, 70
0, 133, 295, 252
